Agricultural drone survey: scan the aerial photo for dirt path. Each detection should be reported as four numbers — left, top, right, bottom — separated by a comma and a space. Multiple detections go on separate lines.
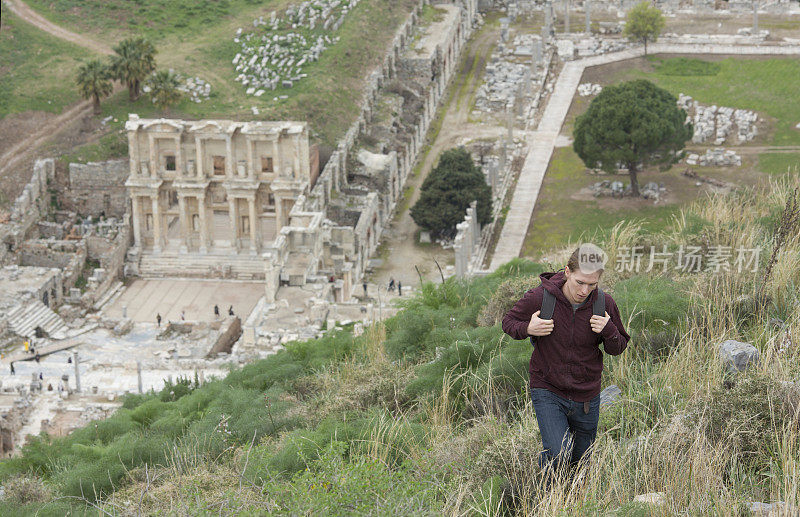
370, 24, 503, 290
4, 0, 113, 55
0, 0, 118, 196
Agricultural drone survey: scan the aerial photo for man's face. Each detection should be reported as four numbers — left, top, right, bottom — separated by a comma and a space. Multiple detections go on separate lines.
563, 267, 601, 304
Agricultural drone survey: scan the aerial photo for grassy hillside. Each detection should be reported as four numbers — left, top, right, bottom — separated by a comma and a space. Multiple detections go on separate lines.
7, 0, 418, 161
1, 173, 798, 514
0, 11, 97, 117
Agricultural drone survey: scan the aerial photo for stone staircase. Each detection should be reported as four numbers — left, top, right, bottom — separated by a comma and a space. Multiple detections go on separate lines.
6, 300, 68, 340
137, 251, 267, 280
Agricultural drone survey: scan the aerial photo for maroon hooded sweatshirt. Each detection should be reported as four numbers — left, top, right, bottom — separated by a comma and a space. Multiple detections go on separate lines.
501, 270, 629, 402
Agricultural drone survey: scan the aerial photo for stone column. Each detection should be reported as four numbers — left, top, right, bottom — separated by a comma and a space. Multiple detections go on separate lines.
178, 194, 189, 253
248, 195, 259, 254
148, 134, 157, 178
195, 137, 204, 178
470, 201, 480, 248
545, 1, 553, 37
507, 106, 514, 142
174, 135, 182, 177
454, 239, 465, 277
225, 136, 234, 178
293, 134, 301, 179
265, 257, 277, 303
229, 196, 240, 251
533, 38, 543, 69
585, 0, 591, 34
128, 131, 139, 176
753, 1, 758, 33
488, 161, 497, 198
246, 137, 255, 177
152, 194, 163, 253
272, 138, 280, 175
564, 0, 570, 33
131, 195, 142, 248
198, 193, 210, 253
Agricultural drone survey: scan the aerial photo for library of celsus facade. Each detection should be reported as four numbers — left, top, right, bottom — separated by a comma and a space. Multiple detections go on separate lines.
125, 115, 321, 284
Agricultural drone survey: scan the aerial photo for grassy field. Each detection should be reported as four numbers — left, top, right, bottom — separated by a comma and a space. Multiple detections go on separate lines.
522, 56, 800, 259
521, 147, 682, 255
23, 0, 291, 45
619, 56, 800, 146
0, 11, 98, 117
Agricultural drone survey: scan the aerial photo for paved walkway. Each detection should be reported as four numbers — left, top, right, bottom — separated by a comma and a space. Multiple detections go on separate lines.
489, 42, 800, 271
103, 279, 265, 324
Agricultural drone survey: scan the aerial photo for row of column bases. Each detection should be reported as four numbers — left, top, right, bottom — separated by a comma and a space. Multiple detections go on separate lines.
130, 193, 262, 254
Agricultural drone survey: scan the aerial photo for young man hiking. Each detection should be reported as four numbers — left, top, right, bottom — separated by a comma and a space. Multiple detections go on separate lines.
502, 244, 629, 482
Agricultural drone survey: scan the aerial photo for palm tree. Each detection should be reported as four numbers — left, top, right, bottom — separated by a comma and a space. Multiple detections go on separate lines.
110, 37, 156, 101
146, 70, 183, 111
76, 60, 113, 115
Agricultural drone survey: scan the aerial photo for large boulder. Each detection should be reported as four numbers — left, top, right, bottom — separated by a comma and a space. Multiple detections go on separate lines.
718, 339, 759, 373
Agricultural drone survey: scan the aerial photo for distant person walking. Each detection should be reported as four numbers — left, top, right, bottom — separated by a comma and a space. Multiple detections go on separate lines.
398, 281, 402, 297
228, 305, 234, 316
388, 277, 395, 292
9, 363, 14, 375
156, 313, 162, 327
362, 282, 368, 297
214, 304, 220, 318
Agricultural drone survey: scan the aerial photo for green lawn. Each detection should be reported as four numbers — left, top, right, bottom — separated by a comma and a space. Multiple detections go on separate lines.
521, 147, 681, 256
625, 56, 800, 146
521, 56, 800, 259
0, 11, 98, 117
757, 152, 800, 176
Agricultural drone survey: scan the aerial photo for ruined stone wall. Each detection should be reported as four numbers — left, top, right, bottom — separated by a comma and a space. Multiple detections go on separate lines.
0, 159, 55, 260
83, 215, 130, 305
66, 160, 129, 218
18, 240, 87, 293
308, 0, 478, 285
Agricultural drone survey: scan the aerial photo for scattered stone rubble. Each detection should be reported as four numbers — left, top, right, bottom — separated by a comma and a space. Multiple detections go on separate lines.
177, 75, 212, 103
572, 37, 628, 58
578, 82, 602, 96
677, 94, 758, 145
141, 72, 212, 104
685, 148, 742, 167
589, 180, 666, 201
232, 0, 361, 96
475, 58, 530, 112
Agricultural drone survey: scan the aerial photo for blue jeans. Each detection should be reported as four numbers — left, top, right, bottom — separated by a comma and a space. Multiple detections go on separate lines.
529, 387, 600, 476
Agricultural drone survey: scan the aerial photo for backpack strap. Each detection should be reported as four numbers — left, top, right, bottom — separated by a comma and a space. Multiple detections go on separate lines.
540, 289, 556, 320
593, 288, 605, 316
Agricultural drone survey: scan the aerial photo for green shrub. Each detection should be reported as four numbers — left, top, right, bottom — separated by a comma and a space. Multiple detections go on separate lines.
2, 476, 51, 504
405, 326, 503, 401
477, 275, 539, 327
263, 441, 443, 515
687, 374, 800, 472
612, 275, 691, 334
